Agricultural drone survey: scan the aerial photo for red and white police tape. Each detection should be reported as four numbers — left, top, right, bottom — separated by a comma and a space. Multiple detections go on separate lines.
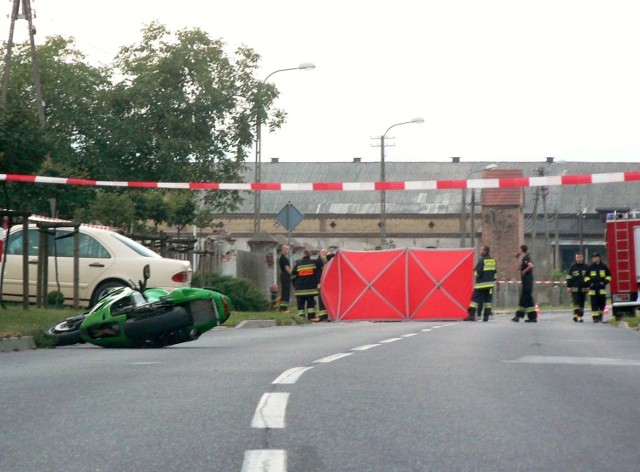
497, 280, 565, 285
0, 171, 639, 191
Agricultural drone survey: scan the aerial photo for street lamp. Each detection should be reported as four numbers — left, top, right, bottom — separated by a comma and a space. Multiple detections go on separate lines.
379, 117, 424, 245
253, 62, 315, 236
460, 164, 497, 248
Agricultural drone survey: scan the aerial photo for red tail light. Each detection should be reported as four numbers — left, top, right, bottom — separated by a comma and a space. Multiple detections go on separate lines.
221, 297, 231, 316
172, 271, 190, 283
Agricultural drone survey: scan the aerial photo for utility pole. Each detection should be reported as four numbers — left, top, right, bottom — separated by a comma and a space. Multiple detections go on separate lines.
1, 0, 45, 127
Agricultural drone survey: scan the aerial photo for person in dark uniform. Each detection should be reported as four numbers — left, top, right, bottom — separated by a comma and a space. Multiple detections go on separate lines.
464, 246, 496, 322
511, 244, 537, 322
291, 249, 321, 320
316, 246, 336, 322
278, 244, 292, 312
566, 251, 589, 323
585, 253, 612, 323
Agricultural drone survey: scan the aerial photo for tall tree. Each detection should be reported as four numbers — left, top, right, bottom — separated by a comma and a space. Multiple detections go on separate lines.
0, 36, 106, 216
109, 22, 283, 212
1, 24, 285, 220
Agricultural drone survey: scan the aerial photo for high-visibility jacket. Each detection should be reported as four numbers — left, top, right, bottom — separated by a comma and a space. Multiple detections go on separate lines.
566, 262, 588, 292
292, 257, 321, 296
473, 255, 496, 290
585, 262, 612, 296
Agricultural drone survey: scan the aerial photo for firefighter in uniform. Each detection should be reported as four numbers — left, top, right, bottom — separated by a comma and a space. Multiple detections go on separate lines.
584, 253, 612, 323
292, 249, 321, 321
566, 251, 588, 322
464, 246, 497, 322
511, 244, 537, 322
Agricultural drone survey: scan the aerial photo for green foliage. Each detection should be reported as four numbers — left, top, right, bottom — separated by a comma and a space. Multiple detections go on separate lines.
109, 22, 268, 212
144, 192, 170, 232
551, 268, 565, 282
0, 23, 284, 223
193, 273, 270, 312
193, 207, 215, 231
86, 190, 136, 229
46, 291, 65, 307
167, 191, 197, 236
0, 37, 110, 217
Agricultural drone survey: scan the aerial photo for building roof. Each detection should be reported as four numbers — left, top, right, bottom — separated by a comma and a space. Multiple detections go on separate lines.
236, 160, 640, 216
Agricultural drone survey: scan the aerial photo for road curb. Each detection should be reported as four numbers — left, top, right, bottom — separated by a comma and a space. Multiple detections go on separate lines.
0, 336, 37, 352
235, 320, 277, 329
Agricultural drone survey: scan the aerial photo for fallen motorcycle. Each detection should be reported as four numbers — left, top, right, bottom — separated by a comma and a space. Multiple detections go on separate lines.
46, 265, 232, 348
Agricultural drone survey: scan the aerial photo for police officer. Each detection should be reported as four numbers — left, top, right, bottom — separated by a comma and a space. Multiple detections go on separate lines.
566, 251, 588, 322
585, 253, 612, 323
464, 246, 496, 322
292, 249, 321, 320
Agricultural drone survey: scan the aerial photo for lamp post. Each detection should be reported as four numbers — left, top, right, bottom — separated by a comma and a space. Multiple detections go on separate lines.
253, 62, 315, 236
460, 164, 497, 248
379, 118, 424, 246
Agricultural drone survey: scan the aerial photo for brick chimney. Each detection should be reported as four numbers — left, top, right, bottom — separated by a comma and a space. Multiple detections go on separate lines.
480, 168, 524, 281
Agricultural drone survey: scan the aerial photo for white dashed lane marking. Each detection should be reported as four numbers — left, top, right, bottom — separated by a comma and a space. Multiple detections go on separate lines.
351, 344, 381, 351
272, 367, 314, 385
251, 393, 290, 428
246, 324, 452, 470
242, 450, 286, 472
314, 353, 353, 363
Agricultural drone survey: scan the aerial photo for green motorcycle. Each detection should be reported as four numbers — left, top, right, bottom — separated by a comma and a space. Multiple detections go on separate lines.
46, 265, 232, 348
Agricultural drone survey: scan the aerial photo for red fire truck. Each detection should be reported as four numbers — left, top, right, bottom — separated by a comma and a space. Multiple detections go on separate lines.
606, 210, 640, 319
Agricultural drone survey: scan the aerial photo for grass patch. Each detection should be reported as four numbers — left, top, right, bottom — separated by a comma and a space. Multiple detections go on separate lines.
618, 315, 639, 329
0, 305, 309, 348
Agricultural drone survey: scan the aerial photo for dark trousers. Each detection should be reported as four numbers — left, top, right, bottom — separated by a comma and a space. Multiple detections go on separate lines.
516, 281, 536, 320
296, 294, 317, 319
590, 293, 607, 321
468, 288, 493, 320
571, 290, 587, 317
279, 276, 291, 311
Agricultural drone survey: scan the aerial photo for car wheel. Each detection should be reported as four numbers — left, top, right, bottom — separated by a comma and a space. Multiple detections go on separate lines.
90, 281, 128, 307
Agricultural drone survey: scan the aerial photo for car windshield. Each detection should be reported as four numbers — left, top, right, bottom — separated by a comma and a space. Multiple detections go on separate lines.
111, 232, 161, 258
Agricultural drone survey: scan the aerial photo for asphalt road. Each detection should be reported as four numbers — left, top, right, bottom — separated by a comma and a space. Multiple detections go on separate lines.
1, 311, 639, 472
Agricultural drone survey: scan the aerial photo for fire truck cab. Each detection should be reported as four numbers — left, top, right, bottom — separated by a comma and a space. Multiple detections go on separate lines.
606, 210, 640, 318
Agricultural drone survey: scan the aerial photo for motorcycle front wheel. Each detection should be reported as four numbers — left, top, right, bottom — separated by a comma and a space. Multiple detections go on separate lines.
46, 314, 86, 346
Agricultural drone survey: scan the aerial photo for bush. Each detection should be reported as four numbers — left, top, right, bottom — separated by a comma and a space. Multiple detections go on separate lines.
551, 268, 565, 282
193, 274, 270, 312
47, 291, 65, 308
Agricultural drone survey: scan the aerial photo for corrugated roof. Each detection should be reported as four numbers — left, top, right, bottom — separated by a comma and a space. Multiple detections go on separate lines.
233, 161, 640, 216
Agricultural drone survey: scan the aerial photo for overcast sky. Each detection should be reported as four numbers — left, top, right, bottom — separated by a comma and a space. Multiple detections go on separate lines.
5, 0, 640, 166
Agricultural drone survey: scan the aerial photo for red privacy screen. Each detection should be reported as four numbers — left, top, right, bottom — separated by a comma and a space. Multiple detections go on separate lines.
320, 248, 474, 321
